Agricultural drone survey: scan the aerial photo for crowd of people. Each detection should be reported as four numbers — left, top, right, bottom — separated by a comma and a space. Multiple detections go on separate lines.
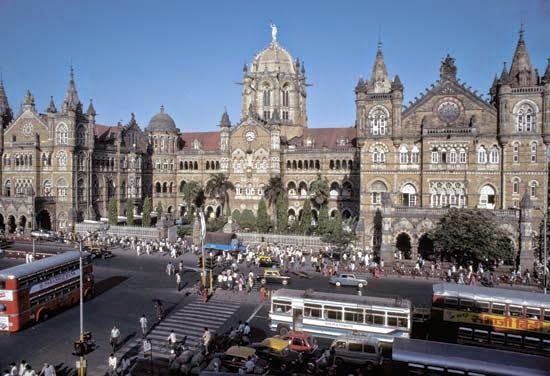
2, 361, 55, 376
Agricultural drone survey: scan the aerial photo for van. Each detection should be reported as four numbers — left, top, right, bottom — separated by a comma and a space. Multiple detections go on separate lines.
330, 334, 383, 370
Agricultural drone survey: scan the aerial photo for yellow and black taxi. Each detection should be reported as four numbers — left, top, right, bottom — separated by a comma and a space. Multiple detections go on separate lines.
257, 267, 291, 285
258, 255, 279, 268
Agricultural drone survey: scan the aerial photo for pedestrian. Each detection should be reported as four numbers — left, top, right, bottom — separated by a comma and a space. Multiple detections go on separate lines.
120, 356, 131, 376
38, 363, 55, 376
139, 314, 147, 336
3, 369, 10, 376
243, 322, 251, 336
110, 325, 121, 352
21, 365, 35, 376
202, 327, 211, 354
259, 286, 267, 301
108, 353, 118, 376
18, 361, 28, 376
175, 272, 182, 291
9, 362, 17, 376
178, 260, 184, 273
237, 320, 245, 333
166, 262, 174, 276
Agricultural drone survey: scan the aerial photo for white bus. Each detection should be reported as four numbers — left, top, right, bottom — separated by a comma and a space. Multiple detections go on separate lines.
269, 289, 411, 343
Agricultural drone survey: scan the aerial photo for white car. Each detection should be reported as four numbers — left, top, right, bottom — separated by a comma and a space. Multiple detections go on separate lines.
329, 273, 368, 288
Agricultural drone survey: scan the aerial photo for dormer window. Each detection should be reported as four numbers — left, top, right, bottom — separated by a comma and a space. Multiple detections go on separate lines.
193, 139, 202, 150
337, 137, 348, 146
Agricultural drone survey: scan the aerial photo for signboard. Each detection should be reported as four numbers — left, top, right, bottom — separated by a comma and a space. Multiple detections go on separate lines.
444, 309, 550, 334
29, 269, 80, 295
199, 211, 206, 241
0, 315, 10, 330
0, 290, 14, 301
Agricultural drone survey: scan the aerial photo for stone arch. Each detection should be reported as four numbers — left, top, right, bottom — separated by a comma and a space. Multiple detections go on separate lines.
287, 181, 297, 196
0, 213, 4, 231
329, 182, 340, 197
418, 233, 435, 261
342, 181, 353, 197
288, 208, 296, 224
19, 215, 27, 231
479, 184, 497, 209
36, 209, 52, 230
179, 180, 186, 193
342, 209, 352, 220
329, 208, 338, 218
7, 215, 16, 233
396, 232, 412, 259
298, 181, 308, 196
215, 206, 221, 218
206, 206, 215, 219
167, 206, 173, 214
162, 182, 167, 193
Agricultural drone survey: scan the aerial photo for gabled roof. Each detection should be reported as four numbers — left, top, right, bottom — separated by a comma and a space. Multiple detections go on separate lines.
94, 124, 122, 140
180, 131, 220, 151
289, 127, 356, 149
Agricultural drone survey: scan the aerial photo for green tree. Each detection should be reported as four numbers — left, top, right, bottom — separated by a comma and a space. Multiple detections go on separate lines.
430, 208, 515, 265
317, 205, 330, 235
300, 199, 313, 235
322, 210, 356, 249
232, 209, 241, 224
142, 196, 152, 227
309, 174, 330, 209
263, 175, 285, 227
256, 199, 272, 233
205, 173, 235, 215
330, 209, 343, 236
126, 198, 134, 226
108, 198, 118, 225
183, 180, 203, 223
239, 209, 257, 231
276, 194, 289, 232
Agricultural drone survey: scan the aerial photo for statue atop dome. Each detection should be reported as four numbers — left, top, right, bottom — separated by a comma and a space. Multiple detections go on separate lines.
270, 22, 278, 43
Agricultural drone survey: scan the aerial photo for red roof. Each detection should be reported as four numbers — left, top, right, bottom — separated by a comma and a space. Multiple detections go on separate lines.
291, 127, 356, 148
94, 124, 122, 138
180, 131, 220, 151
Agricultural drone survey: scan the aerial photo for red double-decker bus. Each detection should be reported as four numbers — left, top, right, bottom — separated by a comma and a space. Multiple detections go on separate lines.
0, 251, 93, 332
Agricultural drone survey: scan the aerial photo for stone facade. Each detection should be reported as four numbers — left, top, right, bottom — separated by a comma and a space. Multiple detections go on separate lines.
0, 29, 547, 267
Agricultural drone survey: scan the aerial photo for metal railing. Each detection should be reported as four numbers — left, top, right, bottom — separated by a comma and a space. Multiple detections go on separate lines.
75, 223, 159, 239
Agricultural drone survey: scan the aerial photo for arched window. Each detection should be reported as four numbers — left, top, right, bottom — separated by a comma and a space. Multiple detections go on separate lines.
282, 84, 290, 107
449, 148, 457, 164
517, 104, 536, 132
401, 184, 417, 207
512, 178, 520, 194
57, 179, 68, 201
371, 181, 387, 205
512, 142, 520, 163
411, 146, 420, 164
155, 182, 161, 193
459, 148, 467, 164
329, 182, 340, 197
57, 151, 67, 167
489, 147, 499, 164
43, 180, 51, 196
530, 181, 538, 198
477, 146, 487, 164
263, 84, 271, 107
479, 185, 496, 209
431, 150, 439, 164
370, 110, 387, 135
399, 146, 408, 164
5, 180, 11, 196
372, 149, 379, 163
77, 126, 86, 145
531, 143, 537, 163
56, 123, 69, 145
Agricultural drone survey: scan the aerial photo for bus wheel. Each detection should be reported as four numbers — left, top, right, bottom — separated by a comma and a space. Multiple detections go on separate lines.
37, 310, 49, 322
278, 325, 290, 336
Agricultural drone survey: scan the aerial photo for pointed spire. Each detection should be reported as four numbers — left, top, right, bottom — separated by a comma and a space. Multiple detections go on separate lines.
86, 99, 96, 117
499, 62, 511, 85
219, 106, 231, 128
46, 96, 57, 113
367, 41, 391, 94
542, 58, 550, 85
0, 78, 13, 124
21, 90, 36, 113
440, 54, 457, 81
128, 112, 137, 127
489, 74, 499, 97
509, 25, 536, 87
391, 74, 403, 91
62, 65, 81, 112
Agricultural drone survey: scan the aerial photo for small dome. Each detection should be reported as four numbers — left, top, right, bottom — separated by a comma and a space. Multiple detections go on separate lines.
146, 105, 178, 133
250, 41, 296, 75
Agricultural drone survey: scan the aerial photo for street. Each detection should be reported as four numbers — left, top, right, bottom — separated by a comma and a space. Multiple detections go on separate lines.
0, 244, 434, 375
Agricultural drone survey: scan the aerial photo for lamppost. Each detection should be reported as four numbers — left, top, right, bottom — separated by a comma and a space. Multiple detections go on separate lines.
534, 206, 548, 294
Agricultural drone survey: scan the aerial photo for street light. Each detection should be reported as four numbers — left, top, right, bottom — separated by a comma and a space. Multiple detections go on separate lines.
534, 206, 548, 294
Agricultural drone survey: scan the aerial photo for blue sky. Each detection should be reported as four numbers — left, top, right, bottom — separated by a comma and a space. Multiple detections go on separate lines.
1, 0, 549, 131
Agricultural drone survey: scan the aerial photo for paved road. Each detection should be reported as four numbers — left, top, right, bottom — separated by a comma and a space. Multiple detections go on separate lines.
0, 247, 435, 375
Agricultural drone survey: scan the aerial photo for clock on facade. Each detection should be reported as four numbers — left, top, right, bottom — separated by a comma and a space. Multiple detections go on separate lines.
244, 130, 256, 142
437, 101, 460, 123
22, 121, 33, 136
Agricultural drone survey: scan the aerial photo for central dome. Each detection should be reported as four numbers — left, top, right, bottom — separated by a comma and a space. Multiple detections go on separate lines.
250, 41, 296, 75
147, 105, 178, 133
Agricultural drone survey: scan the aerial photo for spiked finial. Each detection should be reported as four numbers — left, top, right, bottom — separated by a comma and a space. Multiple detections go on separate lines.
219, 106, 231, 128
62, 65, 81, 112
86, 99, 96, 117
47, 96, 57, 113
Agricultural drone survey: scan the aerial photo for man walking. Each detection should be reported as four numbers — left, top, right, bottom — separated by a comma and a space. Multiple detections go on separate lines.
139, 314, 148, 336
108, 353, 118, 376
175, 272, 182, 291
38, 363, 55, 376
202, 327, 211, 354
110, 325, 121, 352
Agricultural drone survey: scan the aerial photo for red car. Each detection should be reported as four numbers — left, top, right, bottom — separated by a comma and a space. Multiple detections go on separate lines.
279, 331, 318, 353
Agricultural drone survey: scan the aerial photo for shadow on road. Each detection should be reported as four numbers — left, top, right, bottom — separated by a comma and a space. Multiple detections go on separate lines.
54, 362, 76, 376
94, 276, 128, 297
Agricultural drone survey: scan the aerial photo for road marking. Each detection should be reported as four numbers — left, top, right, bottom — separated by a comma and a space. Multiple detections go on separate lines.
247, 301, 265, 323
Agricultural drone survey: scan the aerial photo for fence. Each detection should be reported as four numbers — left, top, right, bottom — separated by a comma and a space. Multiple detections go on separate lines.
236, 232, 327, 248
75, 223, 159, 239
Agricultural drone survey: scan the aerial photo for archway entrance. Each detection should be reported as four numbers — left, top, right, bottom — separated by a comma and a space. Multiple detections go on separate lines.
7, 215, 16, 233
36, 210, 52, 230
396, 232, 412, 259
0, 214, 4, 232
418, 234, 435, 261
18, 216, 27, 233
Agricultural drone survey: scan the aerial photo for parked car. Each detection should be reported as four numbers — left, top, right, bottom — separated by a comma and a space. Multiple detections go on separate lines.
87, 246, 113, 260
258, 255, 279, 268
330, 334, 383, 370
250, 337, 301, 372
329, 273, 367, 288
257, 268, 291, 285
279, 330, 318, 353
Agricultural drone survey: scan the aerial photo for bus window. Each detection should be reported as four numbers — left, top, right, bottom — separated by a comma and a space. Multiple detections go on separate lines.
304, 304, 322, 318
491, 303, 505, 315
273, 300, 292, 313
324, 306, 342, 321
508, 305, 523, 317
526, 307, 541, 320
458, 327, 473, 340
506, 334, 522, 347
444, 297, 458, 308
490, 331, 505, 345
474, 301, 489, 313
0, 281, 5, 289
388, 313, 408, 328
371, 310, 385, 325
344, 308, 364, 323
365, 310, 373, 324
474, 329, 489, 343
459, 298, 474, 311
543, 309, 550, 322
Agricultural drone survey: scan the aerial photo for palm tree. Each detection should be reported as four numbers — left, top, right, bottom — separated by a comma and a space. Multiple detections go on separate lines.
263, 175, 285, 226
182, 180, 203, 221
205, 173, 235, 216
310, 174, 330, 209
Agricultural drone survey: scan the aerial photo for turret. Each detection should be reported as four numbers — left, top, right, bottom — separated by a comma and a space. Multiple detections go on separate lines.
62, 66, 82, 113
508, 26, 538, 88
219, 107, 231, 153
86, 99, 96, 120
46, 96, 57, 114
0, 79, 13, 127
21, 90, 36, 113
